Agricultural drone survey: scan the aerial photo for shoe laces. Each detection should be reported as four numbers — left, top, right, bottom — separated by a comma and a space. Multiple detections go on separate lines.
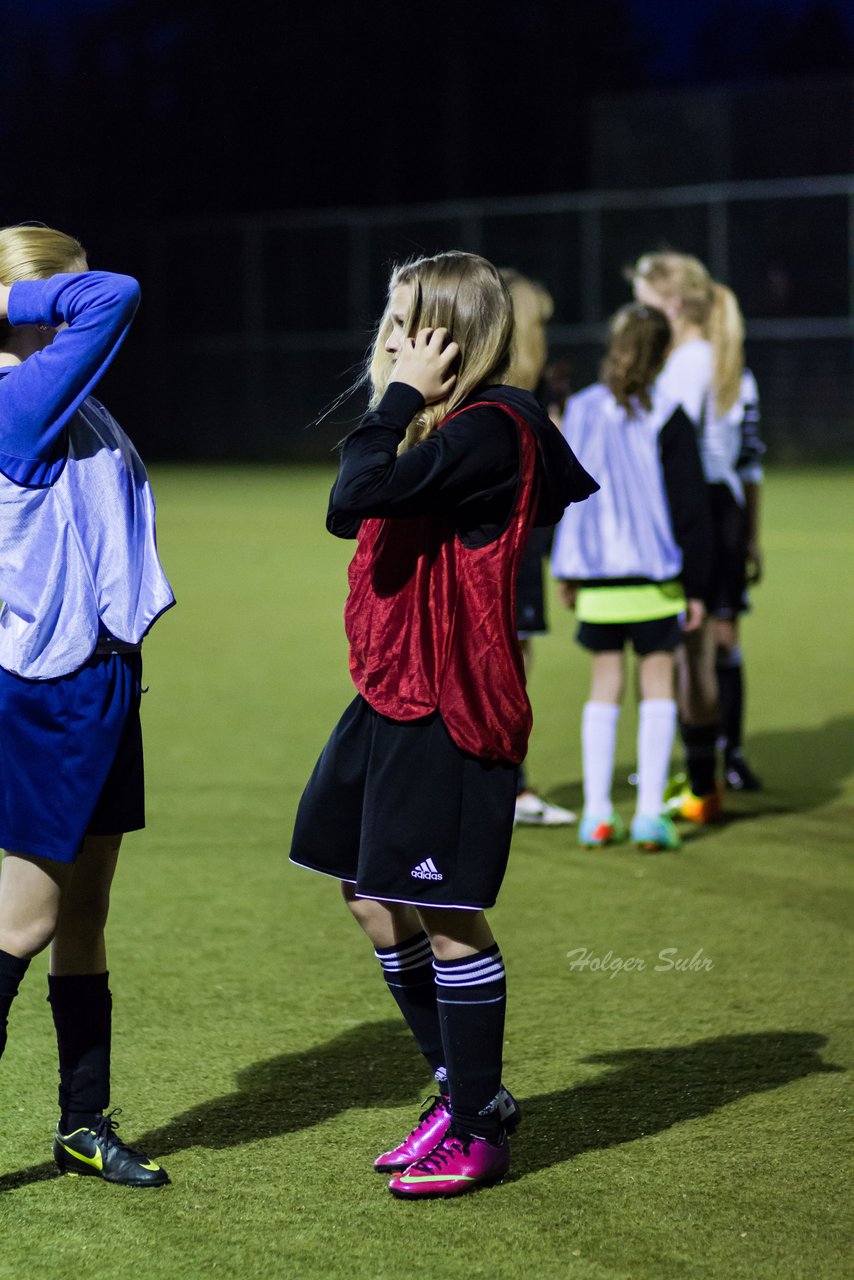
413, 1132, 472, 1172
414, 1095, 447, 1131
94, 1108, 137, 1157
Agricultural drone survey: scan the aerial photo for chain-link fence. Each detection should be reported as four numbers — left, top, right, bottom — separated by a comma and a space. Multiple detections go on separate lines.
99, 174, 853, 463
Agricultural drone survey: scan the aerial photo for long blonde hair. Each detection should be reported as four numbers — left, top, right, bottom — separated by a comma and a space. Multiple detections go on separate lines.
500, 269, 554, 392
369, 251, 513, 451
0, 223, 86, 343
630, 251, 743, 414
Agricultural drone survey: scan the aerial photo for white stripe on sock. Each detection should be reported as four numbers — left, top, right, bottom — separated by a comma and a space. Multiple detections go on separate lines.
375, 937, 433, 969
433, 952, 503, 980
433, 959, 505, 986
435, 971, 505, 988
436, 995, 507, 1006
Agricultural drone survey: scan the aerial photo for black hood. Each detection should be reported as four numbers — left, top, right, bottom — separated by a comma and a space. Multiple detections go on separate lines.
476, 386, 599, 527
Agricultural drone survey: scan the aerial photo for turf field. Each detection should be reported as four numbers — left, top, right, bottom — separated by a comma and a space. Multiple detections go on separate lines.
0, 465, 851, 1280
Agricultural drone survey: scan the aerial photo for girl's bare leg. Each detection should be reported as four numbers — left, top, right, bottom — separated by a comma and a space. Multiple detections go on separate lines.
635, 652, 679, 821
0, 851, 70, 959
51, 834, 122, 975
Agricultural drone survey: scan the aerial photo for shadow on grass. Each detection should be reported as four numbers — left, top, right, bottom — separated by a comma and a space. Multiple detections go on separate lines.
739, 715, 854, 813
0, 1018, 422, 1192
509, 1029, 843, 1180
1, 1026, 840, 1193
548, 714, 854, 820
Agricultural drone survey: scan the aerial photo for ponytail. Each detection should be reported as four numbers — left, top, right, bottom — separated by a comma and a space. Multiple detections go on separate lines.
708, 283, 744, 416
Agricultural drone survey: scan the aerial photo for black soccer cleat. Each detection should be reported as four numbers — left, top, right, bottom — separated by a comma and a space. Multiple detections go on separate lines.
53, 1109, 169, 1187
724, 751, 762, 792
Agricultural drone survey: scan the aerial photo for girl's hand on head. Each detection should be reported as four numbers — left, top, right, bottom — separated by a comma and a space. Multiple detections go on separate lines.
682, 599, 706, 632
0, 285, 11, 322
391, 327, 459, 404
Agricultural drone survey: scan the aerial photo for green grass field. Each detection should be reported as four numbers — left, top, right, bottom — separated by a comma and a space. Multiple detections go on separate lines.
0, 465, 851, 1280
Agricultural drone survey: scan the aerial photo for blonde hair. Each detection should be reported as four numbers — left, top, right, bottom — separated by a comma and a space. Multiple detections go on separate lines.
0, 223, 86, 342
601, 304, 672, 413
500, 269, 554, 392
630, 251, 743, 414
369, 251, 513, 450
707, 282, 744, 418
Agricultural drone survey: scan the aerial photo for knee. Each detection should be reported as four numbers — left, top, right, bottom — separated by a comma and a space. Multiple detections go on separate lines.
419, 910, 494, 962
56, 884, 112, 939
0, 911, 58, 960
427, 932, 460, 964
341, 882, 376, 926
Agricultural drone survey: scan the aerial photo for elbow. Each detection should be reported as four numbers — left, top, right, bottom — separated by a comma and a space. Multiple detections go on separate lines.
88, 272, 140, 322
330, 479, 371, 517
111, 274, 141, 315
326, 506, 361, 539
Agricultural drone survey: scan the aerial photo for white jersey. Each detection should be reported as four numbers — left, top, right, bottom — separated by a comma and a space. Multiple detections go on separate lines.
657, 339, 713, 428
550, 383, 683, 583
656, 341, 764, 504
0, 397, 174, 680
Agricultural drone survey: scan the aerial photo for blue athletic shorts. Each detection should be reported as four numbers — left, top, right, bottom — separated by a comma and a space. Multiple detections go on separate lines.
0, 651, 144, 863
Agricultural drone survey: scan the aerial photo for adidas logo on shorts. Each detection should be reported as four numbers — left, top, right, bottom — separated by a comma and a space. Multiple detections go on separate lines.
411, 858, 443, 881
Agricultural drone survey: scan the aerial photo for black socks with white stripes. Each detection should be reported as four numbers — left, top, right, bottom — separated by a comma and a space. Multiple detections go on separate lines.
435, 943, 507, 1142
376, 934, 508, 1140
375, 932, 447, 1085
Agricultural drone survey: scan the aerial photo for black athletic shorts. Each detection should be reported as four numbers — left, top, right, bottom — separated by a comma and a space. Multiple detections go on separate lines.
707, 483, 749, 619
577, 614, 684, 656
289, 695, 519, 911
515, 527, 553, 637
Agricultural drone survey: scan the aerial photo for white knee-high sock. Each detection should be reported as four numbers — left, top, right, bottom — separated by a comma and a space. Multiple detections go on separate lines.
582, 701, 620, 818
636, 698, 678, 817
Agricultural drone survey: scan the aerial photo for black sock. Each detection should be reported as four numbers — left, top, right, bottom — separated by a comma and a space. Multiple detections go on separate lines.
434, 943, 506, 1143
681, 722, 720, 797
716, 646, 744, 757
0, 950, 30, 1061
47, 972, 112, 1132
375, 933, 447, 1092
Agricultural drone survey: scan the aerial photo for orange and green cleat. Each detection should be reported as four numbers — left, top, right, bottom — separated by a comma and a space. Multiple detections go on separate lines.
664, 775, 723, 824
579, 810, 627, 848
631, 812, 682, 850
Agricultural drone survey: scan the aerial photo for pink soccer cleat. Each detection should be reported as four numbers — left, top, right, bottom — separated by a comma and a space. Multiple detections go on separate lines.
374, 1096, 451, 1173
388, 1130, 510, 1198
374, 1087, 521, 1173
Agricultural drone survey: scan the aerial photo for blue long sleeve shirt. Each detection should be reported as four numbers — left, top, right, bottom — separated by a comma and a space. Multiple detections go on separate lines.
0, 270, 173, 679
0, 271, 140, 486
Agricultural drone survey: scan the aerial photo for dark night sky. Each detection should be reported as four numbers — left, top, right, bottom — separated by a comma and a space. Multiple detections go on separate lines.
0, 0, 851, 224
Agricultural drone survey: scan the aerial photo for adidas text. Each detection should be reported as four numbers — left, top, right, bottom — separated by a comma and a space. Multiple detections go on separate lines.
411, 858, 443, 882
